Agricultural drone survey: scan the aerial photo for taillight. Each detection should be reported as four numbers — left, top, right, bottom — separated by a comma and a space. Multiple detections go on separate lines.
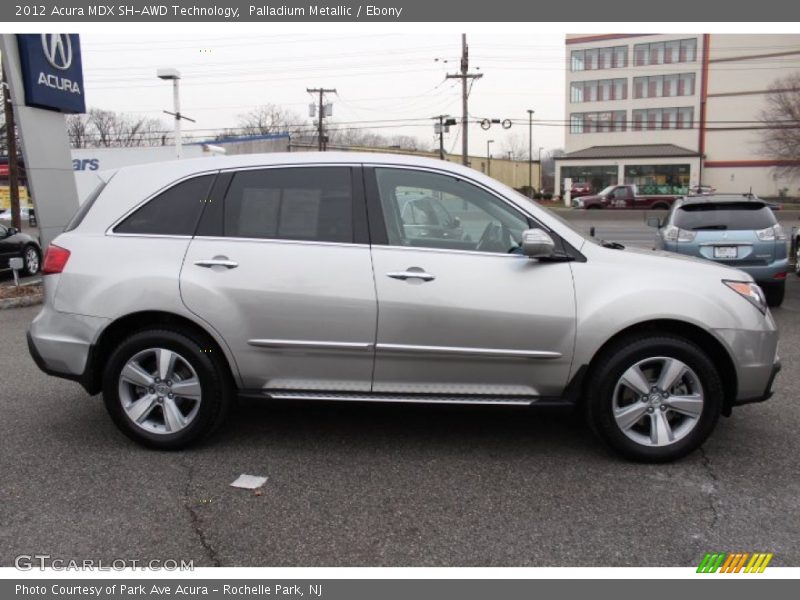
42, 244, 71, 274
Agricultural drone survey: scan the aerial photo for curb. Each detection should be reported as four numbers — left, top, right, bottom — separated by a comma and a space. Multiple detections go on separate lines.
0, 292, 43, 310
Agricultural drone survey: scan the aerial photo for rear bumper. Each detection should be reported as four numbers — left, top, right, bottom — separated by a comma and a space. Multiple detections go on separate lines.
27, 304, 108, 394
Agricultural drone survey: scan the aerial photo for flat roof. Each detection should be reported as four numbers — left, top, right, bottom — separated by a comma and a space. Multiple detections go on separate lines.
556, 144, 701, 160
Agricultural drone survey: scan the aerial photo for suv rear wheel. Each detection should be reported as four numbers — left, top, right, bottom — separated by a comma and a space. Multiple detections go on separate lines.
762, 282, 785, 308
585, 334, 723, 462
102, 328, 232, 449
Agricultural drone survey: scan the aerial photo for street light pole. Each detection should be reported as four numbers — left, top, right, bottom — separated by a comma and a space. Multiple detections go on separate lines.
157, 68, 195, 159
538, 146, 544, 195
527, 109, 535, 197
487, 139, 494, 176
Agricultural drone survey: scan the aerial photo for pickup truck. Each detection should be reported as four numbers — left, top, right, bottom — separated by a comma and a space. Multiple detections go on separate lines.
575, 184, 679, 209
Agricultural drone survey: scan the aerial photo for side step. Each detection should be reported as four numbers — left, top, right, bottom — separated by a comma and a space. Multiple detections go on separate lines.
244, 390, 541, 406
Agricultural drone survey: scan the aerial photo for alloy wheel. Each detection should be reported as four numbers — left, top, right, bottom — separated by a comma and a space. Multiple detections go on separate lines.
25, 247, 39, 274
612, 356, 704, 447
118, 347, 202, 435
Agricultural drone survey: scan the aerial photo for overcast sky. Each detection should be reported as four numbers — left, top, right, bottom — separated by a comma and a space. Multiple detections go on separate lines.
79, 32, 567, 157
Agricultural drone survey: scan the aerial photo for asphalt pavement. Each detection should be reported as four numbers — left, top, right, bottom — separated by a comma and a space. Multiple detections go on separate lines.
0, 227, 799, 567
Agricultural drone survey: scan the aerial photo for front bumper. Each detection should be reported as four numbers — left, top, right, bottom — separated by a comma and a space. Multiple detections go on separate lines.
732, 359, 781, 408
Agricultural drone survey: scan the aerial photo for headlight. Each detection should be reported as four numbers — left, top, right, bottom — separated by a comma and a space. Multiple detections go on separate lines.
723, 280, 767, 314
756, 224, 786, 241
662, 224, 696, 242
577, 199, 584, 208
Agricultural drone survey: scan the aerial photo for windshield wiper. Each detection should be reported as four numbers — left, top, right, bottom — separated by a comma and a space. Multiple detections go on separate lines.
691, 225, 727, 230
601, 240, 625, 249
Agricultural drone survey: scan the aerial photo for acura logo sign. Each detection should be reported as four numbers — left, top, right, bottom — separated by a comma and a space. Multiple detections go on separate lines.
41, 34, 73, 70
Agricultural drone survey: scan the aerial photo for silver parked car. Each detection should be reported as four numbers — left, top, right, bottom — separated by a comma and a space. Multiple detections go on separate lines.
28, 154, 780, 462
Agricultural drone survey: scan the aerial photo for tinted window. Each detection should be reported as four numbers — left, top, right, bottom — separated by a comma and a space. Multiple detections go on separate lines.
375, 168, 530, 254
115, 174, 215, 235
673, 203, 777, 231
223, 167, 353, 243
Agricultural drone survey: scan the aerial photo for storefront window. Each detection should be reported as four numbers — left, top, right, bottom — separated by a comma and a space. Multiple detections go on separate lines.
624, 164, 691, 195
561, 165, 619, 195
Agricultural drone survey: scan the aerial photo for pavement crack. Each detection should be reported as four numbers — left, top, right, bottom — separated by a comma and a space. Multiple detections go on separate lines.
182, 460, 222, 567
698, 446, 721, 530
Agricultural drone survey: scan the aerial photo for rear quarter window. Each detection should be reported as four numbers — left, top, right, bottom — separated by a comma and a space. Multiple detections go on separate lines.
673, 203, 776, 231
114, 174, 216, 235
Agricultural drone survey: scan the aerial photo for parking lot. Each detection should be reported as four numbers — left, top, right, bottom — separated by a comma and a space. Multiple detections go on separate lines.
1, 215, 799, 568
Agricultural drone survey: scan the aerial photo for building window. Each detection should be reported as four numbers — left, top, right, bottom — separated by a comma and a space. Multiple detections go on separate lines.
561, 165, 619, 196
624, 164, 691, 195
570, 111, 627, 133
570, 78, 628, 103
571, 45, 628, 71
634, 38, 697, 66
632, 107, 694, 130
633, 73, 696, 98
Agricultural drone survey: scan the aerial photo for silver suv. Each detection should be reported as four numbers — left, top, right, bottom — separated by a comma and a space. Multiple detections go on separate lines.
28, 154, 780, 462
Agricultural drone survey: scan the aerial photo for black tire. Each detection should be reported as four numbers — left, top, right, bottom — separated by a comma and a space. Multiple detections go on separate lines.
762, 282, 785, 308
586, 204, 602, 209
585, 333, 723, 463
22, 244, 41, 276
102, 328, 233, 449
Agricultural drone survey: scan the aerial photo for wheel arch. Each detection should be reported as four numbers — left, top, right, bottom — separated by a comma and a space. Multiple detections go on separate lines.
578, 318, 738, 416
85, 310, 240, 395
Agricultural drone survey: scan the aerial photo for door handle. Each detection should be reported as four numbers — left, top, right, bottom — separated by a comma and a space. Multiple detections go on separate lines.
387, 269, 435, 282
194, 258, 239, 269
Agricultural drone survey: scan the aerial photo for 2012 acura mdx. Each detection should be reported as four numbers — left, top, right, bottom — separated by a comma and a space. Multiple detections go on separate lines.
28, 153, 781, 462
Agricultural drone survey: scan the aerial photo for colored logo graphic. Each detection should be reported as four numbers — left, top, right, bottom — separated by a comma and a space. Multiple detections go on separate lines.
697, 552, 773, 573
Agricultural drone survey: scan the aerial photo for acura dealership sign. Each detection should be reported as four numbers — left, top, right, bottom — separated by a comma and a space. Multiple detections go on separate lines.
16, 34, 85, 113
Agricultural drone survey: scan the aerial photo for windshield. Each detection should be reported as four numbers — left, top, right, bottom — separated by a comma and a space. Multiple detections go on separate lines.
597, 185, 616, 197
672, 202, 776, 231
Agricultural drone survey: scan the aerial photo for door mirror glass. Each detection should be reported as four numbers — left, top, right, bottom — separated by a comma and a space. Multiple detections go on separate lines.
646, 217, 662, 228
521, 228, 556, 258
450, 216, 461, 229
7, 227, 18, 236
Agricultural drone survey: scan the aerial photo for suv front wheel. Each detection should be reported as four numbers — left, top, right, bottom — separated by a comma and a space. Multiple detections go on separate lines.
585, 334, 723, 462
102, 328, 232, 449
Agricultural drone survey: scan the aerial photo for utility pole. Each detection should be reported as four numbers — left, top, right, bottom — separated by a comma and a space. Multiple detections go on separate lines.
157, 68, 195, 159
486, 139, 494, 177
307, 87, 336, 151
446, 34, 482, 167
527, 109, 535, 197
433, 115, 456, 160
2, 66, 21, 231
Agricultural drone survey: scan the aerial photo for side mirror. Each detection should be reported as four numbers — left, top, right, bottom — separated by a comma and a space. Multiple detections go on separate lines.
521, 228, 556, 258
451, 216, 461, 229
646, 217, 663, 229
7, 227, 18, 236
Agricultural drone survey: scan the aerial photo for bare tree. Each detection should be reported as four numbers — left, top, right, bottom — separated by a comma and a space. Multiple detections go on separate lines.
62, 109, 166, 148
235, 104, 305, 136
66, 114, 91, 149
326, 126, 427, 151
759, 73, 800, 180
500, 133, 528, 160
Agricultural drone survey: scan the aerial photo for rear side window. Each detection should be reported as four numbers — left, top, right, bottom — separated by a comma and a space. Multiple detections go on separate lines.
673, 203, 777, 231
223, 167, 353, 243
114, 174, 215, 235
65, 177, 109, 232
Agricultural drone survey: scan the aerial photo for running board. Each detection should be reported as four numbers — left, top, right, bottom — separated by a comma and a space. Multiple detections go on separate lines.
246, 391, 540, 406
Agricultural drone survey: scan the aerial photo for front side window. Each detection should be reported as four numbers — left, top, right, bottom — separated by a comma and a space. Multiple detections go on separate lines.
114, 174, 215, 235
223, 167, 353, 243
374, 168, 530, 254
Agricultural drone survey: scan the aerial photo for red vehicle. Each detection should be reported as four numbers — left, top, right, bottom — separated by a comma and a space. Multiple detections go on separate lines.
570, 181, 593, 197
575, 184, 679, 210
